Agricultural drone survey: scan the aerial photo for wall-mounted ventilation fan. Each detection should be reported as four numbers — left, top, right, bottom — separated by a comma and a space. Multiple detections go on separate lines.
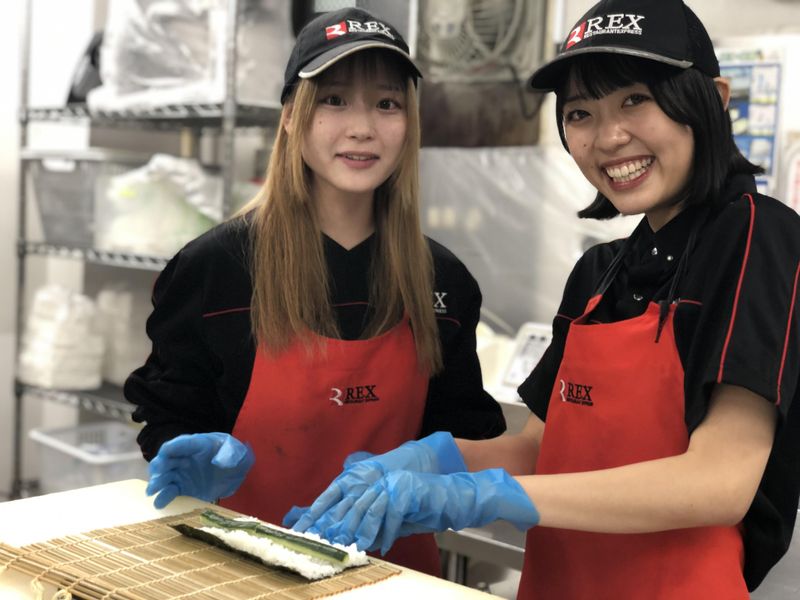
416, 0, 545, 84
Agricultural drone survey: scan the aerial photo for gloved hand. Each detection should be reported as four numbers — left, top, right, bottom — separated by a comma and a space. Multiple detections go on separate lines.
323, 468, 539, 554
285, 432, 466, 532
145, 432, 255, 509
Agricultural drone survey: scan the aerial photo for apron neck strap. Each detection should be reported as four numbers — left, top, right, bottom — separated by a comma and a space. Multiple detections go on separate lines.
587, 207, 711, 341
592, 223, 644, 299
654, 205, 711, 341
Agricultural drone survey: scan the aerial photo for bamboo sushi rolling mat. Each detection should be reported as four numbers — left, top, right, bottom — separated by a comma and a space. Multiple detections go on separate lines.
0, 507, 400, 600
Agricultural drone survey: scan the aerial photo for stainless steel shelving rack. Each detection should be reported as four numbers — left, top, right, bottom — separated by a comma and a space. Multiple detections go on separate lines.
10, 0, 280, 499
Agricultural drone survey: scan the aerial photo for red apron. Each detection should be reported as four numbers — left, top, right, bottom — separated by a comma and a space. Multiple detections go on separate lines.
219, 317, 441, 576
519, 232, 747, 598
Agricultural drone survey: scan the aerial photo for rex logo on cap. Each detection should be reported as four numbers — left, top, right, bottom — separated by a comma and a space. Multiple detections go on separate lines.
566, 14, 646, 49
325, 20, 396, 41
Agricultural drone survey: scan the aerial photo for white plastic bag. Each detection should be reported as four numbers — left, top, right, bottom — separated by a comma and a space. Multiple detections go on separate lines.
88, 0, 292, 110
94, 154, 220, 257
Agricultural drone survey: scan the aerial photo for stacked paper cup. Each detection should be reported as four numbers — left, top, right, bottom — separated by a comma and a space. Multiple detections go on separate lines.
17, 285, 105, 390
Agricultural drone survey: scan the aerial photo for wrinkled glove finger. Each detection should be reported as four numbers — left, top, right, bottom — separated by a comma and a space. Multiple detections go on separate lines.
379, 497, 409, 556
158, 434, 218, 458
282, 505, 309, 528
292, 483, 346, 532
211, 437, 253, 468
146, 462, 193, 495
149, 455, 195, 477
354, 489, 390, 552
146, 470, 178, 497
325, 484, 382, 547
152, 483, 181, 509
311, 496, 358, 539
146, 459, 199, 497
343, 451, 374, 468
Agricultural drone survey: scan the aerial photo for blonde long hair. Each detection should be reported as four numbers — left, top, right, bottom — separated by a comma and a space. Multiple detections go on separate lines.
238, 51, 442, 374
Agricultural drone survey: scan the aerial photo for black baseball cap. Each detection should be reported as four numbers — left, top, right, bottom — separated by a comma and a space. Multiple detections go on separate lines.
528, 0, 719, 92
281, 7, 422, 104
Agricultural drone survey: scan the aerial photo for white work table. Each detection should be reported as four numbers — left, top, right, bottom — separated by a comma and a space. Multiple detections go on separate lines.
0, 479, 499, 599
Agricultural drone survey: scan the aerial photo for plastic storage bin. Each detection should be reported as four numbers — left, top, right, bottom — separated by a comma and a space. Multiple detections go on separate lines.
23, 149, 150, 248
28, 421, 148, 493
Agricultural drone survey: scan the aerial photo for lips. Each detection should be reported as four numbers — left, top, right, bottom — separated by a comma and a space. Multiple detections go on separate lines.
338, 152, 378, 161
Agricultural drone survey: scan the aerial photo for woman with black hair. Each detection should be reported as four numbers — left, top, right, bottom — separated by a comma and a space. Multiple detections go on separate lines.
292, 0, 800, 596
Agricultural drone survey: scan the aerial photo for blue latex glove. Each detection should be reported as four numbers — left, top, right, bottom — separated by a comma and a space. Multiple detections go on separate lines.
324, 468, 539, 554
145, 433, 255, 509
286, 432, 466, 532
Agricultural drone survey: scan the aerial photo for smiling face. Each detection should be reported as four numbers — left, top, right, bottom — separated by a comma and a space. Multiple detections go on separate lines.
289, 58, 409, 207
561, 78, 695, 230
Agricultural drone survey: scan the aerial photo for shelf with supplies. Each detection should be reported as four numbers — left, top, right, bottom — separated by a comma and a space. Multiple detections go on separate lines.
16, 381, 133, 421
20, 241, 169, 271
24, 102, 281, 130
10, 0, 278, 500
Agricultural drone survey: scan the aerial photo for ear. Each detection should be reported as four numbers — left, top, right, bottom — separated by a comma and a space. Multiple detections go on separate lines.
282, 104, 294, 135
713, 76, 731, 111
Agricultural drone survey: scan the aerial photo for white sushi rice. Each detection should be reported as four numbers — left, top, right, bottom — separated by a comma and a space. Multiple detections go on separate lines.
200, 521, 368, 580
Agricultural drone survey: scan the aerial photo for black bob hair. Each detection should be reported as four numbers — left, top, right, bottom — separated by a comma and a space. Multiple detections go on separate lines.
554, 54, 763, 220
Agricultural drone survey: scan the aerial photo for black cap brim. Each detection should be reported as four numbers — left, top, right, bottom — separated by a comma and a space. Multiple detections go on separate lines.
298, 40, 422, 81
528, 46, 694, 92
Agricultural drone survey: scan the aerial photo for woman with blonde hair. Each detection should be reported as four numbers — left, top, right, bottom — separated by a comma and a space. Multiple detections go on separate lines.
125, 7, 505, 576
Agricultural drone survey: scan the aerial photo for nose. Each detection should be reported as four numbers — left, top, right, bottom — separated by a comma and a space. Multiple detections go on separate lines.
595, 115, 631, 152
346, 103, 375, 141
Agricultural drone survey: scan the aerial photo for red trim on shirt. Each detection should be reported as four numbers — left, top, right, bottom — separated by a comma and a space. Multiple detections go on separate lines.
777, 260, 800, 407
556, 313, 576, 322
203, 306, 251, 318
436, 316, 462, 327
717, 194, 756, 383
678, 299, 703, 306
333, 301, 370, 308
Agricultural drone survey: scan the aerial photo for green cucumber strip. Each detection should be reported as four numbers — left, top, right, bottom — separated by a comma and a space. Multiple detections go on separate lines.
199, 510, 349, 565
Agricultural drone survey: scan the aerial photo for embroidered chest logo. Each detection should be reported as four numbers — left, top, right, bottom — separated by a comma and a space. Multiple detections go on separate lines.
330, 385, 380, 406
325, 20, 395, 41
566, 14, 645, 48
433, 291, 448, 314
559, 379, 594, 407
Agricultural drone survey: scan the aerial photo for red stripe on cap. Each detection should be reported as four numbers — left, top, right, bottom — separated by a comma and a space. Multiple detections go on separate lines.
717, 194, 756, 383
777, 260, 800, 407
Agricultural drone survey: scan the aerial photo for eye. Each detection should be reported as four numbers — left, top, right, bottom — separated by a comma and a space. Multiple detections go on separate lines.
623, 93, 650, 107
378, 98, 402, 110
320, 94, 345, 107
564, 108, 589, 123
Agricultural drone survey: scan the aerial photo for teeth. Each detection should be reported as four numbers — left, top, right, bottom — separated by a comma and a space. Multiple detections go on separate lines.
344, 154, 373, 161
605, 158, 653, 182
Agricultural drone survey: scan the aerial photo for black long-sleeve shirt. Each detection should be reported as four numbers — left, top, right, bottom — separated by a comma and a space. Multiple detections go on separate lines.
125, 215, 506, 461
519, 175, 800, 590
